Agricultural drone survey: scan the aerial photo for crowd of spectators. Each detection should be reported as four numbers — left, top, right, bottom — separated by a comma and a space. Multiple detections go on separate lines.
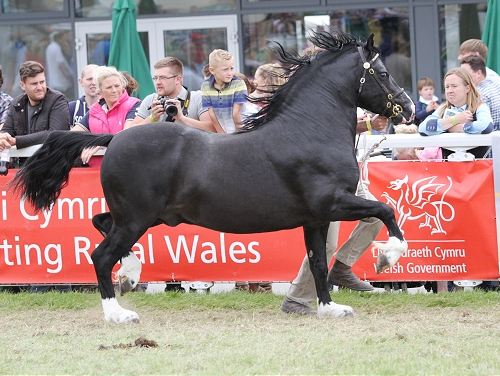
0, 37, 499, 298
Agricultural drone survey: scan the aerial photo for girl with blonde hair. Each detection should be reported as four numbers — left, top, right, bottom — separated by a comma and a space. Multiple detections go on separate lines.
244, 63, 287, 116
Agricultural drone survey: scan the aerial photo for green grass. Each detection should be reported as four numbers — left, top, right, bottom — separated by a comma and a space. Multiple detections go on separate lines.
1, 289, 500, 375
5, 287, 496, 312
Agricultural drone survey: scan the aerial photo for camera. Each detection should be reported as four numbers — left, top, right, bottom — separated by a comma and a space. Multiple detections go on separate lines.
158, 97, 178, 117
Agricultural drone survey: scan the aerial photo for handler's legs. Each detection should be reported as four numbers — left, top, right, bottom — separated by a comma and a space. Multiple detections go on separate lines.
281, 222, 339, 315
330, 181, 383, 286
281, 180, 383, 315
327, 214, 382, 290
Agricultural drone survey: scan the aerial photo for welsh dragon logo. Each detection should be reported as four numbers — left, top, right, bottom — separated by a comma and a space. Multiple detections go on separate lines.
381, 175, 455, 235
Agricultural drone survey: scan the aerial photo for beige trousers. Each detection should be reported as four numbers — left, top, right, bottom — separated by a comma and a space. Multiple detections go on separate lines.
286, 181, 383, 307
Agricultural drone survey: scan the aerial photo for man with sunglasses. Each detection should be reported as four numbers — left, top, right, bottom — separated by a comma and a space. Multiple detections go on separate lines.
128, 57, 214, 131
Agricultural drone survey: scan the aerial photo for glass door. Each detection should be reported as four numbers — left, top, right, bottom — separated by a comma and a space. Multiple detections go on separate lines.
154, 15, 238, 90
74, 15, 238, 95
74, 20, 157, 97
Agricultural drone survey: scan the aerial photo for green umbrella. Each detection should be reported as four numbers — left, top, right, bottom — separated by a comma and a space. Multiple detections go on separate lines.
482, 0, 500, 73
108, 0, 154, 99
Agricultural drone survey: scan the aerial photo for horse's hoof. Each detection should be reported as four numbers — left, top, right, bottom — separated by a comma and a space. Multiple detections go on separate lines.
122, 313, 141, 324
376, 252, 390, 274
117, 314, 141, 324
118, 308, 141, 324
340, 308, 356, 318
374, 237, 407, 273
317, 302, 355, 318
102, 298, 141, 324
106, 310, 141, 324
119, 276, 134, 296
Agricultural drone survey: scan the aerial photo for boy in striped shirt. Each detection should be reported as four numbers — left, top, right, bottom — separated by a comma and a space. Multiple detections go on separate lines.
201, 49, 248, 133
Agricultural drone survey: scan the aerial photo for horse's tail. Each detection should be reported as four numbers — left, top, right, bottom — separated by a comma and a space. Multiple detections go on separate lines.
9, 131, 115, 212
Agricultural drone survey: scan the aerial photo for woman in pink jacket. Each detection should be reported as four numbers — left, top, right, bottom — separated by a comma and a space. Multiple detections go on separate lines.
72, 66, 141, 167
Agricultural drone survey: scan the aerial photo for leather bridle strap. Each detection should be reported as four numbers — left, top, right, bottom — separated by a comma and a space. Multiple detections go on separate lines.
357, 48, 380, 96
357, 46, 405, 119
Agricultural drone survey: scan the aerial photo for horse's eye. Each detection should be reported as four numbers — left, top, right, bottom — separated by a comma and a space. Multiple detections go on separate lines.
380, 72, 388, 79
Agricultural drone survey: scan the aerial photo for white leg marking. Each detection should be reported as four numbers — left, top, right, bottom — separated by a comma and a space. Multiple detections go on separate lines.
317, 301, 355, 318
373, 236, 408, 268
117, 251, 142, 289
102, 298, 140, 324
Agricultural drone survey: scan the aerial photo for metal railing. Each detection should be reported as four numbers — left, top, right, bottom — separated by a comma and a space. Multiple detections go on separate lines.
358, 133, 494, 152
8, 133, 495, 157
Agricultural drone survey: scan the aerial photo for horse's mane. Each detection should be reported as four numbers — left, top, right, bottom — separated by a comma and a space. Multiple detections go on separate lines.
240, 29, 359, 131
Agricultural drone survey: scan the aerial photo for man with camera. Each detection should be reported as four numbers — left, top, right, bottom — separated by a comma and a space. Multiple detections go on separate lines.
128, 57, 215, 131
128, 57, 215, 293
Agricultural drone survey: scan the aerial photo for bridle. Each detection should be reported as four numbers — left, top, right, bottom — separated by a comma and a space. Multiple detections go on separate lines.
357, 46, 405, 119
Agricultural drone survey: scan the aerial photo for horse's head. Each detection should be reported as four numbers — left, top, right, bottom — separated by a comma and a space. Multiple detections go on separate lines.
357, 34, 414, 124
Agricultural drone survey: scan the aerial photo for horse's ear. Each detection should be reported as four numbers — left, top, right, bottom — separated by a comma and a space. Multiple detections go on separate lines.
366, 33, 375, 52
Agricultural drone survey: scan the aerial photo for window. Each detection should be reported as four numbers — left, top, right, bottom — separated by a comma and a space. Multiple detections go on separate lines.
242, 8, 412, 92
241, 0, 320, 8
3, 0, 64, 13
0, 23, 75, 100
438, 3, 487, 80
162, 28, 228, 90
75, 0, 236, 18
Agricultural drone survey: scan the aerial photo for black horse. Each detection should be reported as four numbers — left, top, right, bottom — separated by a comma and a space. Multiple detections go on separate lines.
11, 30, 414, 323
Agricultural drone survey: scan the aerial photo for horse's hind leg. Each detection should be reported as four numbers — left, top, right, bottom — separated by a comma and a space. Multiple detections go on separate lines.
92, 212, 113, 237
93, 212, 141, 295
303, 224, 354, 318
91, 226, 146, 324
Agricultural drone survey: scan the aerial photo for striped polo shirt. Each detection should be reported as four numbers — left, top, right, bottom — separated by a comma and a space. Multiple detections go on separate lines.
201, 75, 248, 133
477, 78, 500, 131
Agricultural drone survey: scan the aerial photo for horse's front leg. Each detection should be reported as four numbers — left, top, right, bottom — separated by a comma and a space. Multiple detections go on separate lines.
91, 234, 141, 324
332, 193, 407, 274
372, 204, 408, 273
303, 225, 354, 319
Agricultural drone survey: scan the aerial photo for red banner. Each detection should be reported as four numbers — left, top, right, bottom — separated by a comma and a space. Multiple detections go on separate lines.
350, 160, 498, 281
0, 160, 497, 284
